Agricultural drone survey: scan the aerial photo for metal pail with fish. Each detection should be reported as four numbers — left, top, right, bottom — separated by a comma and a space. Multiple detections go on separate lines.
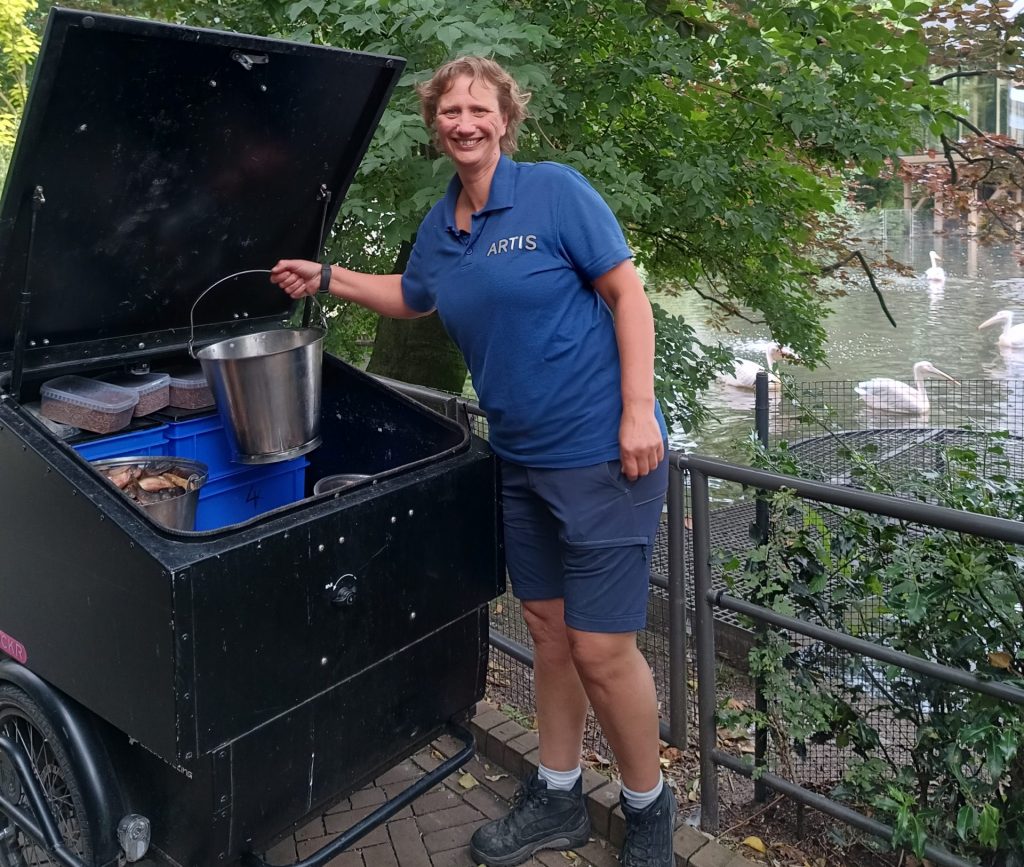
92, 457, 209, 531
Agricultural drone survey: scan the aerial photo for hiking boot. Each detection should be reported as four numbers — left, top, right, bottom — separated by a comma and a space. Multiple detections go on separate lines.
619, 783, 676, 867
469, 771, 591, 867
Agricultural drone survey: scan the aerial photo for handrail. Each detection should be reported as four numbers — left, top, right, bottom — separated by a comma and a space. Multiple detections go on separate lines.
676, 451, 1024, 545
683, 450, 1015, 867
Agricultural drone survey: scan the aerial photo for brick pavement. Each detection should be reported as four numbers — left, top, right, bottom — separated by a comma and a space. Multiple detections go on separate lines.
255, 702, 752, 867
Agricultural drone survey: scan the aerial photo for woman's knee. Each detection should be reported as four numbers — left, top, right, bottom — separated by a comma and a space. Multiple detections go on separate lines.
522, 599, 570, 651
566, 630, 637, 683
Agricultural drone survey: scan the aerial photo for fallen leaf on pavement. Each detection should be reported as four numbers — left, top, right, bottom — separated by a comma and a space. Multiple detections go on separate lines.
743, 836, 767, 853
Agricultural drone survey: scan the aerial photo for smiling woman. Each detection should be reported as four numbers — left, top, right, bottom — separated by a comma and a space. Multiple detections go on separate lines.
270, 57, 675, 866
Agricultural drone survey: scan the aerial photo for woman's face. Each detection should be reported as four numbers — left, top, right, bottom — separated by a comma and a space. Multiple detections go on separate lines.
435, 75, 508, 174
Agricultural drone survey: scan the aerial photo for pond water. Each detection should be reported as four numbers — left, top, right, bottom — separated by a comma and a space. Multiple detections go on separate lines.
654, 220, 1024, 468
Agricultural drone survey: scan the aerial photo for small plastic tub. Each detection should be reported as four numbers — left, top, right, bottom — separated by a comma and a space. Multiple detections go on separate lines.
39, 376, 138, 434
166, 367, 214, 410
98, 372, 170, 417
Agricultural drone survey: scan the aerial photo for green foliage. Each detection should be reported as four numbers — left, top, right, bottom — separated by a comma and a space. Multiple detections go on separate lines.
0, 0, 38, 183
721, 434, 1024, 861
4, 0, 961, 385
651, 300, 730, 433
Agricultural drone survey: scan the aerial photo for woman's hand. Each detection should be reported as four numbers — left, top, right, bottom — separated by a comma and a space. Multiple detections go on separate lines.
619, 407, 665, 481
270, 259, 323, 299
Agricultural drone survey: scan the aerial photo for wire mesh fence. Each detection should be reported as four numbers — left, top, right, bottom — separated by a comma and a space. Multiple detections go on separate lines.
720, 377, 1024, 812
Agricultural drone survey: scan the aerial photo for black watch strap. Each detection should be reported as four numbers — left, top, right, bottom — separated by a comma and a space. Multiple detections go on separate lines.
318, 262, 332, 295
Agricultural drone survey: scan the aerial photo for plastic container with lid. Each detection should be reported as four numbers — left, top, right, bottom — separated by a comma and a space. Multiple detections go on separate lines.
166, 367, 214, 410
39, 376, 138, 434
98, 371, 170, 417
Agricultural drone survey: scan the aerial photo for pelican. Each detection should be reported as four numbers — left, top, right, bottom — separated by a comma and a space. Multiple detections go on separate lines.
925, 250, 945, 283
978, 310, 1024, 348
854, 361, 957, 414
719, 344, 798, 389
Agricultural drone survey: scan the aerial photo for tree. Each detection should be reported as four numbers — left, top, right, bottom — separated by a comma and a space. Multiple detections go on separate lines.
5, 0, 958, 430
899, 1, 1024, 251
0, 0, 39, 180
272, 0, 946, 427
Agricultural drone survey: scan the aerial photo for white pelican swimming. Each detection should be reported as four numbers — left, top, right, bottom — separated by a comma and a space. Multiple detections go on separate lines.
925, 250, 945, 283
719, 344, 798, 390
978, 310, 1024, 348
854, 361, 957, 414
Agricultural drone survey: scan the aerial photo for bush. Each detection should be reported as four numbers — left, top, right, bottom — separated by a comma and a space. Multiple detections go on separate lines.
719, 432, 1024, 863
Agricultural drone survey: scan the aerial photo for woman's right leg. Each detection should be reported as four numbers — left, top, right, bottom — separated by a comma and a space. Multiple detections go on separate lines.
470, 464, 591, 866
469, 598, 592, 867
522, 597, 589, 773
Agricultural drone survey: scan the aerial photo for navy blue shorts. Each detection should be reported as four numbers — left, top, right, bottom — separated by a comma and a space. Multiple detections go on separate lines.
500, 456, 668, 633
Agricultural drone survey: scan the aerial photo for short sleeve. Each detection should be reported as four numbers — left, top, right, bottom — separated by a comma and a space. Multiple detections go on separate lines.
400, 236, 436, 314
553, 167, 632, 282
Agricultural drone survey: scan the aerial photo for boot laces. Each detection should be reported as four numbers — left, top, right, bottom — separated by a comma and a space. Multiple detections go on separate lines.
622, 804, 664, 867
510, 780, 548, 811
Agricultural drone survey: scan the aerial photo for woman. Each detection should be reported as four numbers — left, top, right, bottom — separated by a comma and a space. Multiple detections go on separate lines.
271, 56, 673, 867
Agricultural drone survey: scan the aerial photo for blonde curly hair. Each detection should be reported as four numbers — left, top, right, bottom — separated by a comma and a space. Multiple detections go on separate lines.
417, 56, 531, 154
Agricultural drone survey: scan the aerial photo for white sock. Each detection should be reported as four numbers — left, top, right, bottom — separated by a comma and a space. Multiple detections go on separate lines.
622, 775, 664, 810
537, 763, 582, 791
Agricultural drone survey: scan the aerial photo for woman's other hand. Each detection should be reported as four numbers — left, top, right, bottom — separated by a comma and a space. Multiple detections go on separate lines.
619, 409, 665, 481
271, 259, 322, 299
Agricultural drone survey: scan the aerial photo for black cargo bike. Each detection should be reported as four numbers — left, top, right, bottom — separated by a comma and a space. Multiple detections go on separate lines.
0, 9, 504, 866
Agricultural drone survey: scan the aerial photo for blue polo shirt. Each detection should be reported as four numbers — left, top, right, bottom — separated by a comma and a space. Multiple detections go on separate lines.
402, 156, 667, 467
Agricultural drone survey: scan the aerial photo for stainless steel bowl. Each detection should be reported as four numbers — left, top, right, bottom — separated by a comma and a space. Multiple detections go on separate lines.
313, 473, 372, 496
91, 456, 208, 530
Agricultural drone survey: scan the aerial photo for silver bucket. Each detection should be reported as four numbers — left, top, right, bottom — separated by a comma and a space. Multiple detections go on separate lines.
92, 456, 208, 531
197, 327, 324, 464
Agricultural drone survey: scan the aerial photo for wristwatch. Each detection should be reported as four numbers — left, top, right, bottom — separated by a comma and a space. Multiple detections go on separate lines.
318, 262, 332, 295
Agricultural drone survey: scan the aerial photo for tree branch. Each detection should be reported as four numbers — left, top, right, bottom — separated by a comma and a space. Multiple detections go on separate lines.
941, 110, 1024, 165
930, 68, 1014, 86
629, 226, 759, 322
818, 250, 896, 328
643, 0, 718, 41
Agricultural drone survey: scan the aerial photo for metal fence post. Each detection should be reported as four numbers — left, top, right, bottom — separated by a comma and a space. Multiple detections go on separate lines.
753, 372, 770, 802
666, 459, 688, 747
690, 468, 720, 833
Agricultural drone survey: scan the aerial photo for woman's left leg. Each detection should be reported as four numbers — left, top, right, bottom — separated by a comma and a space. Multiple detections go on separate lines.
565, 628, 660, 791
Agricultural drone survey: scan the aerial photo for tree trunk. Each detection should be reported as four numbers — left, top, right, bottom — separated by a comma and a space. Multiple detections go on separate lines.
364, 240, 468, 393
366, 313, 467, 393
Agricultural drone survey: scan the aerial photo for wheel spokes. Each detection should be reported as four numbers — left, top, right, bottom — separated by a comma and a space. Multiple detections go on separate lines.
0, 715, 85, 865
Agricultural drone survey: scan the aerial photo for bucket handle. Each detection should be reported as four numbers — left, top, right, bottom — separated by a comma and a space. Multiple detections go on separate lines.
188, 269, 328, 358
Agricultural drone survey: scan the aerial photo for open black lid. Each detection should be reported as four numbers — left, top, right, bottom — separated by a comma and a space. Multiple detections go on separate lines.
0, 8, 404, 380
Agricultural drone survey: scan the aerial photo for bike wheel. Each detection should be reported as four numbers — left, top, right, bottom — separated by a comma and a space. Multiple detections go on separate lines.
0, 684, 93, 866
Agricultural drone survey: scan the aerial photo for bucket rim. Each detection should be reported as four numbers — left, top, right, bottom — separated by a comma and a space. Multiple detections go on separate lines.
90, 455, 210, 488
195, 326, 325, 362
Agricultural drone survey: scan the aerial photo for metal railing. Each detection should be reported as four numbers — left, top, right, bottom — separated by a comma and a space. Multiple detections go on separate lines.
684, 452, 1024, 867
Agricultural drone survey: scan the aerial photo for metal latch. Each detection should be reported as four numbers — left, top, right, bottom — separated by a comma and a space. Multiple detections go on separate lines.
231, 51, 269, 71
324, 573, 358, 608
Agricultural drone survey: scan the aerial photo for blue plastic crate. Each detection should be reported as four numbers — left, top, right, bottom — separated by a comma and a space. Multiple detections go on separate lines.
165, 413, 239, 479
73, 424, 169, 461
194, 458, 308, 531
